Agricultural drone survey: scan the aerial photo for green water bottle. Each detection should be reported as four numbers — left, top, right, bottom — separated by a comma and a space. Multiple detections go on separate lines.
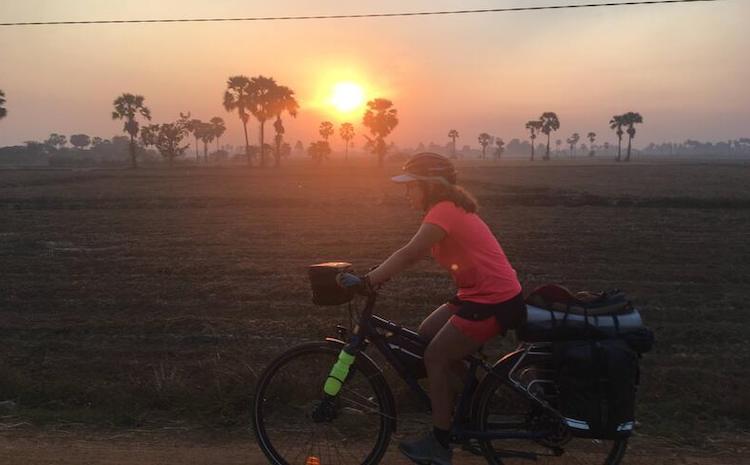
324, 349, 355, 396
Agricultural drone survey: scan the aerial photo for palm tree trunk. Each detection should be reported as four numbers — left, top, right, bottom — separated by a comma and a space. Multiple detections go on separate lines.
345, 141, 349, 161
545, 133, 551, 160
203, 142, 208, 163
129, 134, 137, 169
241, 120, 251, 167
530, 139, 535, 161
616, 136, 622, 162
194, 136, 199, 161
259, 121, 266, 168
626, 136, 632, 162
274, 135, 281, 168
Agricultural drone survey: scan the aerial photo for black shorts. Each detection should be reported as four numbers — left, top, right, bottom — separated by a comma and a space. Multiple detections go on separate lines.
449, 292, 526, 332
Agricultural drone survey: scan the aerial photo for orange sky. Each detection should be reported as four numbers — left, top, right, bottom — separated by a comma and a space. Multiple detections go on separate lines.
0, 0, 748, 150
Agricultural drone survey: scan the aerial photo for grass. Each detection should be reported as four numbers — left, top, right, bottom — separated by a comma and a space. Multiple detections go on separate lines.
0, 158, 748, 442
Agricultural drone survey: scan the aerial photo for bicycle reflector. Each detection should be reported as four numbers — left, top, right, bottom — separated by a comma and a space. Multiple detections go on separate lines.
306, 456, 321, 465
308, 262, 355, 306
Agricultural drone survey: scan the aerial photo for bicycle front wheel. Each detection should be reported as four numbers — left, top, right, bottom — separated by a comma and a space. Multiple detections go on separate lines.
473, 373, 628, 465
253, 341, 395, 465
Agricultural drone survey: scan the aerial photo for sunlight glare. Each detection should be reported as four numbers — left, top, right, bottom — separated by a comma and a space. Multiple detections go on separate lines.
330, 82, 365, 113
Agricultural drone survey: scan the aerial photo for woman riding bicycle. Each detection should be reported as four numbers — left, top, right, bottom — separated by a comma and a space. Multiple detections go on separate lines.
365, 152, 525, 465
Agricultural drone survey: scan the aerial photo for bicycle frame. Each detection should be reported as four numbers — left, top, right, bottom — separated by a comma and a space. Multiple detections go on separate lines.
331, 292, 560, 442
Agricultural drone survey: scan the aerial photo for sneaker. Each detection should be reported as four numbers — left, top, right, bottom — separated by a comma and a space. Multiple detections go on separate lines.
398, 432, 453, 465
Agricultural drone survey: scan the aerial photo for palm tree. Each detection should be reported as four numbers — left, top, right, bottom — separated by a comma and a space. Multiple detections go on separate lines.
478, 133, 492, 159
195, 121, 215, 162
340, 122, 355, 161
319, 121, 334, 142
539, 112, 560, 161
587, 132, 597, 157
525, 120, 543, 161
247, 75, 278, 168
494, 138, 505, 161
210, 117, 226, 153
112, 93, 151, 168
0, 90, 6, 120
567, 133, 580, 157
179, 113, 202, 161
223, 75, 253, 166
448, 129, 459, 158
269, 85, 298, 168
362, 98, 399, 167
609, 114, 626, 162
621, 112, 643, 162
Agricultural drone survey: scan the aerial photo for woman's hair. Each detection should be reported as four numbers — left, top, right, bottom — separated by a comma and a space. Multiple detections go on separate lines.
421, 181, 479, 213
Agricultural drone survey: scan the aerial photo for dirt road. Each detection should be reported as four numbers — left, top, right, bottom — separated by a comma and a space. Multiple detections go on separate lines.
0, 429, 745, 465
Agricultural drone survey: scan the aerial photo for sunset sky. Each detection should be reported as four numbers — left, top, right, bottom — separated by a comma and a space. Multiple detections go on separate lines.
0, 0, 747, 151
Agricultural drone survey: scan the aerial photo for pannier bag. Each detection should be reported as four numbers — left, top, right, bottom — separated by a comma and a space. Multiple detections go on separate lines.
308, 262, 355, 306
553, 338, 639, 439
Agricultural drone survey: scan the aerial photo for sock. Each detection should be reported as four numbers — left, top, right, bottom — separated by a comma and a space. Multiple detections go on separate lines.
433, 427, 450, 450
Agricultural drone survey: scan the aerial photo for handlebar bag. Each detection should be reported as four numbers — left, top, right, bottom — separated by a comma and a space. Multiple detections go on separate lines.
308, 262, 355, 306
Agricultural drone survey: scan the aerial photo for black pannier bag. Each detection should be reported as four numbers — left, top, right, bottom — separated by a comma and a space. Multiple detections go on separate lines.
553, 338, 639, 439
308, 262, 356, 306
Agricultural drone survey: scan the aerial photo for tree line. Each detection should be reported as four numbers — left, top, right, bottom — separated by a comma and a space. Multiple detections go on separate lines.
446, 111, 644, 163
3, 86, 749, 165
107, 76, 399, 169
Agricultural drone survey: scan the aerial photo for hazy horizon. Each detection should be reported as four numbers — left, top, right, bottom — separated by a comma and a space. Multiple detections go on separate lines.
1, 0, 748, 150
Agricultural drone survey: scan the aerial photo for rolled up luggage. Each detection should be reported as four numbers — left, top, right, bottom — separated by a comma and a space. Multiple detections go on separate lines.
518, 305, 644, 342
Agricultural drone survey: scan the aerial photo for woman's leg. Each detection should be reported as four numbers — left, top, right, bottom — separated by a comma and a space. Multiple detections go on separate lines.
418, 304, 469, 398
424, 322, 484, 430
417, 303, 454, 341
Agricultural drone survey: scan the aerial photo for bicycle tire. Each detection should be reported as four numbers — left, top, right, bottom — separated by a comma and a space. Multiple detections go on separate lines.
471, 371, 628, 465
253, 341, 395, 465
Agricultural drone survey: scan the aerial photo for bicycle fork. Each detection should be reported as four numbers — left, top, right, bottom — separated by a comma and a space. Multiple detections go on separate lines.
312, 332, 365, 423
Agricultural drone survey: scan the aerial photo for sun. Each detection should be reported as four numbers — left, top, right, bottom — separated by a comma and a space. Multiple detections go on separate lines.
330, 82, 365, 113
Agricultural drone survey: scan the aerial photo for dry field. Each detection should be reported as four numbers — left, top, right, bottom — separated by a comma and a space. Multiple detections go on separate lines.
0, 159, 748, 448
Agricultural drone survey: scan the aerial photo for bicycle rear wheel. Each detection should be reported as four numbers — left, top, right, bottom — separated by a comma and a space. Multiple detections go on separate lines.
253, 341, 395, 465
473, 373, 627, 465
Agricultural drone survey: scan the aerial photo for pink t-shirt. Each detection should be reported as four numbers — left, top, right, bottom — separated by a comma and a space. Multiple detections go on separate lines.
423, 201, 522, 304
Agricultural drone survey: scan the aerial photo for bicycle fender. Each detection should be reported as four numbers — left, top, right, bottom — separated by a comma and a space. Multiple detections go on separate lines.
324, 337, 398, 432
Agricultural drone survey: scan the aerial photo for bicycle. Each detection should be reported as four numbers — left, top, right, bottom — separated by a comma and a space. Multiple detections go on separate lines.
252, 272, 634, 465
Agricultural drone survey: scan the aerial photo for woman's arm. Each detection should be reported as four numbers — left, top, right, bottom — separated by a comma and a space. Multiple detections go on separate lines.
366, 223, 446, 286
